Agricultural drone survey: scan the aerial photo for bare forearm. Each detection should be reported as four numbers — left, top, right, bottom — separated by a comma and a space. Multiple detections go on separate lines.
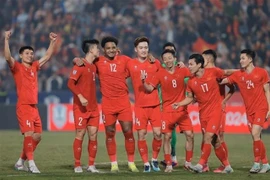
143, 81, 154, 92
4, 39, 15, 66
224, 85, 235, 103
224, 69, 238, 76
177, 97, 194, 106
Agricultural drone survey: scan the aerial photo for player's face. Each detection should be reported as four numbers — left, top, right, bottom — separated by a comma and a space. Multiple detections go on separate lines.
240, 53, 252, 68
135, 42, 149, 59
20, 49, 34, 64
103, 42, 117, 58
188, 58, 201, 74
164, 46, 175, 51
91, 44, 100, 58
162, 53, 176, 68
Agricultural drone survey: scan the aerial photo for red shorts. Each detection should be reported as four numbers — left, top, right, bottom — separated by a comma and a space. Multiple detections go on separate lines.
200, 110, 222, 134
101, 96, 132, 126
219, 111, 226, 132
73, 107, 100, 129
16, 104, 42, 134
134, 106, 161, 130
246, 110, 268, 132
161, 110, 193, 133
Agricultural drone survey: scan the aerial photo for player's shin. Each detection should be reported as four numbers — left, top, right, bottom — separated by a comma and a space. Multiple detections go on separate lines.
124, 130, 135, 162
105, 131, 117, 162
73, 138, 83, 167
88, 140, 97, 166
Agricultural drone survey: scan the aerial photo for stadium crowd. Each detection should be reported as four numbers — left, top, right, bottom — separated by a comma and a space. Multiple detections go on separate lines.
0, 0, 270, 94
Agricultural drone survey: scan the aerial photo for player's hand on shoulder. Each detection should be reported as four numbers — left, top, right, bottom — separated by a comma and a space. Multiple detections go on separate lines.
4, 31, 12, 40
177, 61, 185, 68
49, 32, 57, 41
73, 57, 84, 66
147, 53, 155, 63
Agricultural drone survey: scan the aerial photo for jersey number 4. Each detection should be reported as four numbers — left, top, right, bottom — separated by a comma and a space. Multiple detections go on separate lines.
246, 80, 254, 89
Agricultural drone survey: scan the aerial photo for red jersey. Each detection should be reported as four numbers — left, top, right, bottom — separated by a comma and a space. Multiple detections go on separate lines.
127, 59, 160, 107
209, 67, 226, 98
10, 61, 40, 104
95, 55, 130, 98
69, 60, 97, 111
187, 68, 224, 120
147, 67, 190, 112
227, 67, 269, 114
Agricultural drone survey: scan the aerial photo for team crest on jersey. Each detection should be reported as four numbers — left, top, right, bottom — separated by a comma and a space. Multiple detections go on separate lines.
104, 60, 107, 64
194, 81, 197, 85
164, 76, 167, 80
241, 77, 244, 81
134, 65, 137, 69
30, 70, 34, 76
88, 68, 90, 72
73, 70, 77, 75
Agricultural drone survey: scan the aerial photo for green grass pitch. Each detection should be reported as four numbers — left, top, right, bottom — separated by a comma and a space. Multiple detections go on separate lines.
0, 131, 269, 180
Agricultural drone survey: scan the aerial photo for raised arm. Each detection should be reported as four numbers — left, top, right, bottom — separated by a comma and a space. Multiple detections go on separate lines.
263, 83, 270, 119
172, 92, 194, 109
142, 80, 155, 92
38, 32, 57, 68
4, 31, 15, 67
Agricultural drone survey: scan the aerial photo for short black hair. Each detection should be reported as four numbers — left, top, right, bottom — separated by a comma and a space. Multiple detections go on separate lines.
82, 39, 99, 54
19, 46, 34, 54
101, 36, 118, 48
202, 49, 217, 62
240, 49, 256, 60
161, 49, 176, 58
189, 53, 204, 68
163, 42, 176, 51
134, 36, 149, 47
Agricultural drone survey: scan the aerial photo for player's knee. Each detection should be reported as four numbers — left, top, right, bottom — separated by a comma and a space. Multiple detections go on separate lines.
76, 129, 86, 139
106, 130, 116, 139
32, 133, 42, 142
137, 130, 147, 140
185, 131, 194, 141
153, 131, 162, 140
124, 130, 134, 140
164, 133, 171, 141
24, 131, 34, 137
251, 131, 261, 140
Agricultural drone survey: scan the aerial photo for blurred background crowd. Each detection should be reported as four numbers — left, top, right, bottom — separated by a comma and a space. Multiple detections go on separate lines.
0, 0, 270, 102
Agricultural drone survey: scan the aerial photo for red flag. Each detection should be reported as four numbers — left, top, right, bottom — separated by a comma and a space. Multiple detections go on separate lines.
153, 0, 169, 10
192, 37, 217, 53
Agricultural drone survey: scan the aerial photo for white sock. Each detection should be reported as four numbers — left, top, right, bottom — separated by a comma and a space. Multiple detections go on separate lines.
111, 161, 118, 166
16, 158, 24, 165
28, 160, 36, 167
144, 162, 150, 166
128, 161, 134, 165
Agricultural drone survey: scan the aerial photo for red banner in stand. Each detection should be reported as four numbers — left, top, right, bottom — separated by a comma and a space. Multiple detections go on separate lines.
48, 104, 270, 133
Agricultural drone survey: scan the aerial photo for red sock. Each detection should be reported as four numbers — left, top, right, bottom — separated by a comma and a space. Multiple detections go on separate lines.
200, 142, 208, 164
88, 140, 97, 166
198, 143, 211, 165
124, 131, 135, 162
73, 138, 83, 167
23, 136, 33, 160
253, 140, 261, 163
152, 138, 162, 159
106, 131, 117, 162
186, 150, 193, 162
260, 140, 268, 164
221, 141, 228, 159
138, 140, 148, 163
215, 145, 229, 166
164, 154, 171, 165
21, 138, 41, 160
